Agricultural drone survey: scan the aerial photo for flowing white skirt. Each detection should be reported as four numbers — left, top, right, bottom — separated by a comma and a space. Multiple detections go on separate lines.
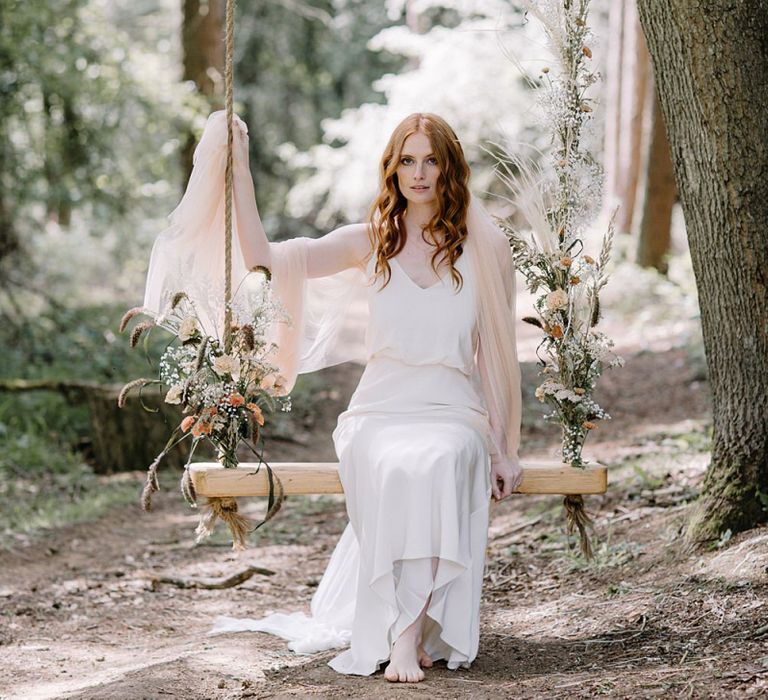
209, 357, 493, 676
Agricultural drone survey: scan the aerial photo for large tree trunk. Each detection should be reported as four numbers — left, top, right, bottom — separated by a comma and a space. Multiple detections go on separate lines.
181, 0, 225, 183
636, 0, 768, 541
616, 0, 651, 235
635, 80, 676, 273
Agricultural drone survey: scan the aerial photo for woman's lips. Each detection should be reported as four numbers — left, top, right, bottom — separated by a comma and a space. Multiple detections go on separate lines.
411, 186, 429, 191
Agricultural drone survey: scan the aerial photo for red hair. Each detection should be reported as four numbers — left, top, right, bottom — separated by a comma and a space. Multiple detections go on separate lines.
366, 113, 471, 291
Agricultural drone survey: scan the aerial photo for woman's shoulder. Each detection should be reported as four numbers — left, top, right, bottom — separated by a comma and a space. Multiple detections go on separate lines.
335, 222, 375, 268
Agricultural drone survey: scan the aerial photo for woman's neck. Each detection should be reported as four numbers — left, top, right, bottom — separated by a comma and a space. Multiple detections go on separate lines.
404, 202, 438, 231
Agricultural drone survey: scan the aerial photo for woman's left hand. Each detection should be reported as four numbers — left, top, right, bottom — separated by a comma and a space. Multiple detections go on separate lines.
490, 454, 523, 502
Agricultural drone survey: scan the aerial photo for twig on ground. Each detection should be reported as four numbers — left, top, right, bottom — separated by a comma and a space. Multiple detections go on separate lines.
142, 566, 275, 590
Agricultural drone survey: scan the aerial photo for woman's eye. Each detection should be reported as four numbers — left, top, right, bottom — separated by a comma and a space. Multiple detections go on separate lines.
399, 157, 437, 166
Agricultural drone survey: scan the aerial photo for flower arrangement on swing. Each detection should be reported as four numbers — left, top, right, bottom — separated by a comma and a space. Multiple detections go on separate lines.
494, 0, 625, 470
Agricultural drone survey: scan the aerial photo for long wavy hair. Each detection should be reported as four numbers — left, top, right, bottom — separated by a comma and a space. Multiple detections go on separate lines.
366, 113, 471, 291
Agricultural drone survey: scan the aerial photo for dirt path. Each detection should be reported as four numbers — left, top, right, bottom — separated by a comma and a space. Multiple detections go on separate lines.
2, 322, 767, 698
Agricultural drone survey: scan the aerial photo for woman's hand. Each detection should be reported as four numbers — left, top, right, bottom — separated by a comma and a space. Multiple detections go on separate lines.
233, 117, 250, 169
490, 454, 523, 502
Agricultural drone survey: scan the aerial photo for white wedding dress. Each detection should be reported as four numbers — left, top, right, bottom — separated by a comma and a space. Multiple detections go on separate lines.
209, 245, 493, 676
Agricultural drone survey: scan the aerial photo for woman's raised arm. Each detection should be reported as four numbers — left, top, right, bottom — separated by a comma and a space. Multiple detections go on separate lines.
302, 223, 372, 278
233, 141, 371, 278
232, 124, 272, 272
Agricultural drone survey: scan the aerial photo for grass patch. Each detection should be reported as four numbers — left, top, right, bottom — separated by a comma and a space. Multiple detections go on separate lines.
559, 526, 646, 572
0, 302, 333, 542
0, 429, 140, 546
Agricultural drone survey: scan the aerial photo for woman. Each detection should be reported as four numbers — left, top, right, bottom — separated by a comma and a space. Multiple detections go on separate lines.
216, 112, 524, 683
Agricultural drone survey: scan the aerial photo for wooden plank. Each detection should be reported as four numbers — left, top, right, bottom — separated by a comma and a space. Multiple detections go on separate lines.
189, 461, 607, 497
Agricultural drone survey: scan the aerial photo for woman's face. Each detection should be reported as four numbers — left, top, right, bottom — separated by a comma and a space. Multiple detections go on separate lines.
395, 131, 440, 206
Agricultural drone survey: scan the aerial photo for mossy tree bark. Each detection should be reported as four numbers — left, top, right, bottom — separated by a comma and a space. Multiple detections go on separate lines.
636, 0, 768, 541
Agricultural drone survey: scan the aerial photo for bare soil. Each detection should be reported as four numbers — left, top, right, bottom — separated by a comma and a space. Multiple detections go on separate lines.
1, 332, 767, 699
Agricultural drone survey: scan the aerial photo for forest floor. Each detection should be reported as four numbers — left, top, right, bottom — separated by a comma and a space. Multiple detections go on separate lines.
2, 304, 768, 699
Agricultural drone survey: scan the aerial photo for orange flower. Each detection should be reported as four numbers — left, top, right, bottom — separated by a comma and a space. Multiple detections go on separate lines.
560, 256, 572, 268
570, 276, 581, 285
229, 393, 245, 407
574, 388, 586, 395
582, 421, 597, 430
247, 402, 265, 426
582, 45, 592, 58
550, 325, 564, 339
584, 255, 595, 265
192, 421, 212, 437
180, 416, 196, 433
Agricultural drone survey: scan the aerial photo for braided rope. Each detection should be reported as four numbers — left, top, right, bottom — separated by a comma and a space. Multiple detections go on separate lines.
223, 0, 235, 354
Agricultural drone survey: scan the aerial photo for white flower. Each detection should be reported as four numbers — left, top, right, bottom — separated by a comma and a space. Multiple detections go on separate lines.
213, 354, 240, 379
165, 384, 183, 404
178, 317, 198, 342
593, 345, 615, 362
555, 388, 583, 403
261, 372, 288, 396
545, 288, 569, 311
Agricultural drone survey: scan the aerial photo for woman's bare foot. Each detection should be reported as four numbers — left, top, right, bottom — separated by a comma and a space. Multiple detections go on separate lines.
417, 643, 433, 668
384, 630, 425, 682
385, 557, 438, 681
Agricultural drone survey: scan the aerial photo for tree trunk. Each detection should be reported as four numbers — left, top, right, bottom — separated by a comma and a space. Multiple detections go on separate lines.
616, 0, 651, 235
86, 386, 194, 474
635, 79, 676, 273
602, 0, 625, 216
636, 0, 768, 541
181, 0, 225, 184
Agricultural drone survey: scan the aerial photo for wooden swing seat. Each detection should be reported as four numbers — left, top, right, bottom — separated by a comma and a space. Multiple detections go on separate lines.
189, 461, 607, 497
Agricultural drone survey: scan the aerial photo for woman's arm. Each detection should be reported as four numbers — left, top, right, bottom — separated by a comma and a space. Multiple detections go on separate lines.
479, 337, 523, 500
478, 233, 523, 500
302, 223, 372, 278
477, 337, 509, 460
232, 124, 272, 272
233, 133, 371, 278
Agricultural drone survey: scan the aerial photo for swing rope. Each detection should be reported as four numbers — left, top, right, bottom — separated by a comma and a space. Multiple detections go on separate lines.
223, 0, 235, 355
192, 0, 254, 550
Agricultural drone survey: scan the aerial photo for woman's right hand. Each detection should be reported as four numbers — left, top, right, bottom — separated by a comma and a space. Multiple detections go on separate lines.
490, 453, 523, 502
233, 116, 250, 169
